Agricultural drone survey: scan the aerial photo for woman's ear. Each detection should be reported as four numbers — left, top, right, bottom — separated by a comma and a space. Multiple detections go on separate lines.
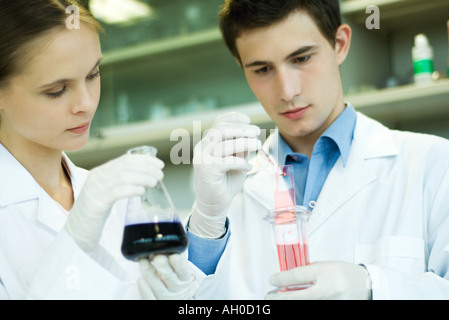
334, 24, 352, 65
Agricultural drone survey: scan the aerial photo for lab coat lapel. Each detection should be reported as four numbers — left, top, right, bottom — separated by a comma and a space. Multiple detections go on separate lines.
36, 191, 67, 233
245, 166, 277, 212
0, 145, 40, 207
307, 112, 399, 234
0, 145, 78, 234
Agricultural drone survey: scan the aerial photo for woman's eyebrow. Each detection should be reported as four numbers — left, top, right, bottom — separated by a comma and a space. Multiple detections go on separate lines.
37, 57, 103, 90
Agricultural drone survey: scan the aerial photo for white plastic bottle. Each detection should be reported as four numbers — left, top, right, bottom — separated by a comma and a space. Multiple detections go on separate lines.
412, 33, 434, 85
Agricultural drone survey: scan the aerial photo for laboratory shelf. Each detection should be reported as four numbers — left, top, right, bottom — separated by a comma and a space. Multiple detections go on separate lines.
101, 0, 449, 67
67, 79, 449, 169
102, 28, 222, 66
341, 0, 446, 14
342, 0, 449, 31
347, 78, 449, 123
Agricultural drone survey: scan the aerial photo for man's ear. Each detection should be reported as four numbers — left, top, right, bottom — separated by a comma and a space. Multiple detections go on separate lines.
334, 24, 352, 65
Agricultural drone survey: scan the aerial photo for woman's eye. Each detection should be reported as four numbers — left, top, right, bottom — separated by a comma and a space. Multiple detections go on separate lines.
47, 87, 66, 99
87, 70, 100, 80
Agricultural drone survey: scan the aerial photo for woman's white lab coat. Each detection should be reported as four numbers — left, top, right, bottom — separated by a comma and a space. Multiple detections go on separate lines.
193, 112, 449, 300
0, 144, 141, 299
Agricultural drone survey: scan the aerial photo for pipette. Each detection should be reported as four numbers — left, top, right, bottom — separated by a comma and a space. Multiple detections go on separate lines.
257, 148, 286, 176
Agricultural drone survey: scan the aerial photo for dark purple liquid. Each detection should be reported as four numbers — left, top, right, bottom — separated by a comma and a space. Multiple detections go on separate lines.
121, 222, 188, 261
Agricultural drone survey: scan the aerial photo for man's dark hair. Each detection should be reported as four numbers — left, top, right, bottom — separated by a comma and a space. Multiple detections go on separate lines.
219, 0, 342, 62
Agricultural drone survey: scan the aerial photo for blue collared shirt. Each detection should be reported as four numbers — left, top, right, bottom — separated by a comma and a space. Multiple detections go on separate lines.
278, 104, 356, 210
188, 105, 357, 275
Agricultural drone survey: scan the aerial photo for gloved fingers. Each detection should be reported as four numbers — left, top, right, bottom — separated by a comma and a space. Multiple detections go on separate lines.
196, 153, 252, 173
265, 285, 322, 300
213, 138, 262, 158
137, 277, 157, 300
203, 125, 260, 147
269, 263, 321, 288
95, 153, 164, 175
139, 259, 170, 300
168, 254, 191, 282
194, 142, 256, 173
115, 154, 165, 181
150, 255, 191, 292
87, 155, 165, 191
112, 170, 162, 189
212, 123, 261, 140
109, 185, 146, 200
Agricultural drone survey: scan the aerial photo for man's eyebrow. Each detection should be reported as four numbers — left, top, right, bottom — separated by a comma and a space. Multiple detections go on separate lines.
243, 60, 270, 69
285, 45, 316, 60
37, 58, 103, 90
243, 46, 316, 69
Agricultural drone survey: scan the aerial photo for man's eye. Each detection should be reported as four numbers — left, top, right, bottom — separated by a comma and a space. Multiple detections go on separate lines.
255, 66, 271, 74
294, 55, 311, 64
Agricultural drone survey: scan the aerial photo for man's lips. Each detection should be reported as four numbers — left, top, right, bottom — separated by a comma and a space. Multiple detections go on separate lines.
281, 105, 310, 120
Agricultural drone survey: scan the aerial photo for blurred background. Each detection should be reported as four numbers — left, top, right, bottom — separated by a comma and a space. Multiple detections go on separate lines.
68, 0, 449, 217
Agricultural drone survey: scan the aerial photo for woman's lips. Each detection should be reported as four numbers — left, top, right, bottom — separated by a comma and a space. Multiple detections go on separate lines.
281, 105, 310, 120
68, 122, 90, 134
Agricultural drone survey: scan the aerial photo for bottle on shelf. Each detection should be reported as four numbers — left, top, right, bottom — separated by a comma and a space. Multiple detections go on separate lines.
412, 33, 434, 85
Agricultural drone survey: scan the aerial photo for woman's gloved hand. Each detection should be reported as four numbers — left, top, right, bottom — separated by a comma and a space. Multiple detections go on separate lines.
189, 112, 261, 238
65, 154, 165, 253
138, 254, 194, 300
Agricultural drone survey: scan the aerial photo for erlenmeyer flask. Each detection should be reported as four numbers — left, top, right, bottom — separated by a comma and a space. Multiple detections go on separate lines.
121, 146, 188, 261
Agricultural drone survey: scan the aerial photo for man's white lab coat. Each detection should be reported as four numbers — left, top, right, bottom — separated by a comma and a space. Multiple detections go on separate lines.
0, 144, 141, 299
193, 112, 449, 300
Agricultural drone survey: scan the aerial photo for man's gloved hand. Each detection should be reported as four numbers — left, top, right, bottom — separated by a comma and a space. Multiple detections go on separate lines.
189, 112, 261, 238
65, 154, 164, 253
266, 261, 372, 300
138, 254, 194, 300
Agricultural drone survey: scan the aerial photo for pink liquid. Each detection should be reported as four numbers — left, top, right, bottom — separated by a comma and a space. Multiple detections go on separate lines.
274, 190, 295, 209
276, 243, 310, 271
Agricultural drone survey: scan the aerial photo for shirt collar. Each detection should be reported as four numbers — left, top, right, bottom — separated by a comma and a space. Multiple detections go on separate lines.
278, 104, 357, 167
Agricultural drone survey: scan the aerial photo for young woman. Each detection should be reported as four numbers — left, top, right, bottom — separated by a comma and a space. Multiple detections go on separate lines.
0, 0, 194, 299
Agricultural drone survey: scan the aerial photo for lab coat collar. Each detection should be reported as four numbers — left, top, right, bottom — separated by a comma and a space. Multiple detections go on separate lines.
245, 112, 399, 222
0, 144, 41, 207
0, 143, 88, 233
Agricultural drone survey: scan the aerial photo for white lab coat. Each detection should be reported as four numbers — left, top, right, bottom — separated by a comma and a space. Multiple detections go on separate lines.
193, 112, 449, 300
0, 144, 142, 299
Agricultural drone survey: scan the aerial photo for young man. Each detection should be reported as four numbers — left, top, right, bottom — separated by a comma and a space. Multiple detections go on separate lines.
187, 0, 449, 299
